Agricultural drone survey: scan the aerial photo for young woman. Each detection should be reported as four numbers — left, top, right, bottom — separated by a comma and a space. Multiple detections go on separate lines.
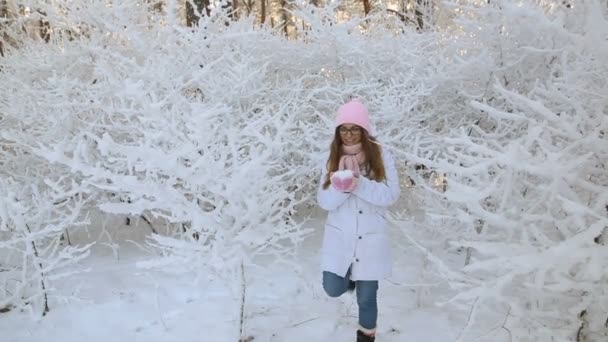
317, 99, 400, 342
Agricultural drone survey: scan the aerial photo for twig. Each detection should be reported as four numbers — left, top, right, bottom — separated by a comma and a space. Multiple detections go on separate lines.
289, 316, 322, 328
577, 309, 588, 342
24, 224, 49, 316
501, 306, 512, 342
140, 214, 158, 234
63, 229, 72, 246
239, 260, 250, 341
289, 314, 354, 328
0, 304, 15, 313
154, 283, 168, 330
385, 279, 444, 287
385, 9, 417, 26
456, 296, 479, 342
472, 304, 513, 341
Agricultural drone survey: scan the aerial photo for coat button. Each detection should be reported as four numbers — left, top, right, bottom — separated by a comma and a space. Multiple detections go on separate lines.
358, 236, 362, 239
358, 210, 363, 214
355, 258, 360, 262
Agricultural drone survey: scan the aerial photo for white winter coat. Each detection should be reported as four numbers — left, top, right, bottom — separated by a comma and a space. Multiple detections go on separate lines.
317, 150, 400, 281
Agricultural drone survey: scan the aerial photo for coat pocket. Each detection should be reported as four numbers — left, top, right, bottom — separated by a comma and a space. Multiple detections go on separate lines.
322, 224, 344, 253
359, 232, 390, 262
375, 209, 387, 224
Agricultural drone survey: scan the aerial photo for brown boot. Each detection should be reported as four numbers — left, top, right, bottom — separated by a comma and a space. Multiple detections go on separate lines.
357, 330, 375, 342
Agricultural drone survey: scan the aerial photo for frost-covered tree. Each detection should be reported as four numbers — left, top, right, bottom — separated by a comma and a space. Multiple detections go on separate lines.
1, 1, 607, 341
408, 1, 608, 341
0, 180, 92, 316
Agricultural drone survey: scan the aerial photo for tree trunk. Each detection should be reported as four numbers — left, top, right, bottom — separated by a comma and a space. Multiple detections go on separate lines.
0, 0, 9, 56
260, 0, 266, 24
280, 0, 290, 37
39, 19, 50, 42
414, 0, 434, 31
233, 0, 239, 18
223, 0, 239, 21
0, 0, 6, 17
36, 10, 50, 43
362, 0, 371, 16
238, 260, 250, 341
415, 0, 424, 30
25, 224, 50, 316
186, 0, 211, 27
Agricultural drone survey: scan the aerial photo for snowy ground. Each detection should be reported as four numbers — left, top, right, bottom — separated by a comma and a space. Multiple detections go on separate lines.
2, 215, 471, 342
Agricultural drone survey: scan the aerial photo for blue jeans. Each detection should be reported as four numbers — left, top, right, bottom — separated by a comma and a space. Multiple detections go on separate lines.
322, 270, 379, 330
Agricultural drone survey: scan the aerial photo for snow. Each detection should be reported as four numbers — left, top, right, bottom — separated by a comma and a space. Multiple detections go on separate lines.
333, 170, 354, 180
2, 1, 608, 341
1, 217, 463, 342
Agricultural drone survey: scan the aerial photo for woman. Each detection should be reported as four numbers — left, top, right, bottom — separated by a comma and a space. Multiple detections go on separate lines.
317, 99, 401, 342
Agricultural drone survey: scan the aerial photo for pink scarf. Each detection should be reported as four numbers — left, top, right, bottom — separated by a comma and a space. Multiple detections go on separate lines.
339, 143, 366, 177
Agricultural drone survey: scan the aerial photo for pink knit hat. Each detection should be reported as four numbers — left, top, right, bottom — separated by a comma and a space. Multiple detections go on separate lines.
335, 99, 374, 135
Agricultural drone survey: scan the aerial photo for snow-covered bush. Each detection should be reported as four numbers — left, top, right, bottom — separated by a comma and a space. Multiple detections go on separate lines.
0, 0, 446, 323
410, 1, 608, 341
1, 0, 606, 340
0, 176, 91, 316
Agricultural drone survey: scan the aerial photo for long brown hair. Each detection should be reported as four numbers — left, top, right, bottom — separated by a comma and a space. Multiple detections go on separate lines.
322, 127, 386, 189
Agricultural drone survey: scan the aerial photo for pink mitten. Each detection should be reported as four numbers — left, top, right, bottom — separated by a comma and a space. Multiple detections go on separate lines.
331, 170, 358, 193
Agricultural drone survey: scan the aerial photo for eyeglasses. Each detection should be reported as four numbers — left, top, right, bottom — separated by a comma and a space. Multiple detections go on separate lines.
339, 126, 362, 136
